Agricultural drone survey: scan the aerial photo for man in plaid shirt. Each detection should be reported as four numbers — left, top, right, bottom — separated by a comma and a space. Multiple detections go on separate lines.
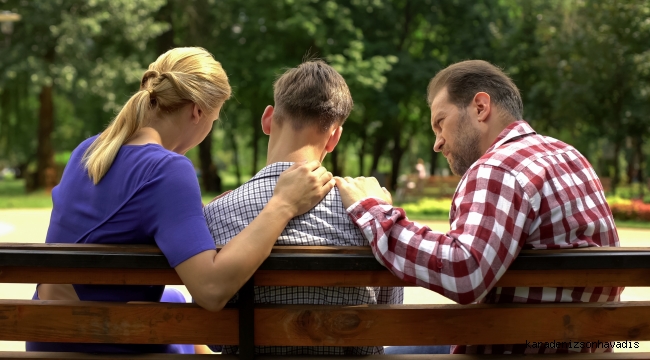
336, 60, 621, 355
203, 60, 403, 356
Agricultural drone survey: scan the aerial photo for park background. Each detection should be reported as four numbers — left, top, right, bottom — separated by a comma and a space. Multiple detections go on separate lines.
1, 0, 650, 353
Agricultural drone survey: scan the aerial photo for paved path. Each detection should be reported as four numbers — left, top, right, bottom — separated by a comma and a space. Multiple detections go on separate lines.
0, 209, 647, 352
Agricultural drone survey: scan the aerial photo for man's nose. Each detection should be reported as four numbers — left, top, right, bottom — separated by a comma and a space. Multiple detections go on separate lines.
433, 137, 444, 152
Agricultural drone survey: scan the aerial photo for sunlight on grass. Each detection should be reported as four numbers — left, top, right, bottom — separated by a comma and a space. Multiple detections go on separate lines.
0, 179, 52, 209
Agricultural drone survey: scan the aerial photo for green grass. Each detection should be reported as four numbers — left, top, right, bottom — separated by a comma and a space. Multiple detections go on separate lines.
2, 178, 650, 230
614, 220, 650, 230
0, 178, 233, 209
0, 179, 52, 208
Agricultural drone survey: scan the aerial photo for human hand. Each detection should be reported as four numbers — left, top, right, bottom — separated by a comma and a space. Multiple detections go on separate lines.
272, 161, 335, 217
334, 176, 392, 209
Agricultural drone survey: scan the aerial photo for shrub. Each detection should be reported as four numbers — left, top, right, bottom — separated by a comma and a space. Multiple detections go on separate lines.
400, 196, 650, 223
609, 200, 650, 222
399, 198, 451, 218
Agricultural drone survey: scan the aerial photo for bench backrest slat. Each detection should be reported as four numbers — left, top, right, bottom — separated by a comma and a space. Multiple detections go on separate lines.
1, 245, 649, 272
2, 266, 649, 287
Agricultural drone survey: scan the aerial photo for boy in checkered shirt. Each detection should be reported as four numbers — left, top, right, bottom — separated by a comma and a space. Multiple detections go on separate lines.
204, 60, 403, 356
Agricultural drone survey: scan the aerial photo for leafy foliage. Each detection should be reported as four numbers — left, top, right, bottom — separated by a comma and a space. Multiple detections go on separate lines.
1, 0, 650, 194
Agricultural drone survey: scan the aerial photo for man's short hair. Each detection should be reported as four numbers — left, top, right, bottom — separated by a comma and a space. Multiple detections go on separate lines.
273, 60, 353, 133
427, 60, 523, 120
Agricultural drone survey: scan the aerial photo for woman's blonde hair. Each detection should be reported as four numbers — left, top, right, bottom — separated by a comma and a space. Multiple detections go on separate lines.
83, 47, 231, 184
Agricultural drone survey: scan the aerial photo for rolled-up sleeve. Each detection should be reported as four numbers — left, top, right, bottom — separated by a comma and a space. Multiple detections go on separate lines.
347, 165, 534, 304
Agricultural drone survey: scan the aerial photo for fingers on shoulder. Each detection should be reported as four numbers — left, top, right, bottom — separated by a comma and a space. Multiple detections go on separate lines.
300, 160, 322, 172
322, 178, 336, 195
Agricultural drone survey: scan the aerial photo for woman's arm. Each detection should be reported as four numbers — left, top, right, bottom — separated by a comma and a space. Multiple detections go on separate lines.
175, 161, 334, 311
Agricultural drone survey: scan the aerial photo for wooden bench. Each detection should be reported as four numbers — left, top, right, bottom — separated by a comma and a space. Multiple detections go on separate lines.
0, 243, 649, 359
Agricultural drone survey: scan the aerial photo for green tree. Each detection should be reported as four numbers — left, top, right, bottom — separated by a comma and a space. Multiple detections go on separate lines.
0, 0, 167, 189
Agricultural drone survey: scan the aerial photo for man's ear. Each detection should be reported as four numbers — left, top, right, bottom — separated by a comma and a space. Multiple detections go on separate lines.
325, 126, 343, 153
261, 105, 274, 135
473, 92, 491, 123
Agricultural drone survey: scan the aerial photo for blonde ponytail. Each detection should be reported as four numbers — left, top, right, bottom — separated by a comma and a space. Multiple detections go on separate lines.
83, 47, 231, 184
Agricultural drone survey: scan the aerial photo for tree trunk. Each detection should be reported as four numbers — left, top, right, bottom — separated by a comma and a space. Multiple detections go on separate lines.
0, 87, 9, 149
330, 147, 341, 176
230, 133, 242, 186
389, 129, 406, 191
34, 84, 55, 191
198, 128, 221, 193
626, 138, 635, 186
370, 135, 386, 173
612, 140, 621, 194
358, 134, 367, 176
155, 1, 176, 54
251, 115, 260, 175
430, 145, 438, 176
636, 136, 644, 199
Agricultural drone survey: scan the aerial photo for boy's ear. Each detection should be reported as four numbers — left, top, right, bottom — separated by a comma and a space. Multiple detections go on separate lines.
261, 105, 274, 135
325, 126, 343, 153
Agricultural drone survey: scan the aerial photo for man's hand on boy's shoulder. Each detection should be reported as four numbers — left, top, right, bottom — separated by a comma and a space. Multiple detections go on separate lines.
335, 176, 392, 209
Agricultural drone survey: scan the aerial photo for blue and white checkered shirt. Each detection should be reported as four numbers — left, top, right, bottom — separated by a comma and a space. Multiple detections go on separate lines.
203, 162, 403, 355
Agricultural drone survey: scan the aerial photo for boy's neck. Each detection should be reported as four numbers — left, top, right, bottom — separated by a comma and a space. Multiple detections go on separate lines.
265, 125, 328, 165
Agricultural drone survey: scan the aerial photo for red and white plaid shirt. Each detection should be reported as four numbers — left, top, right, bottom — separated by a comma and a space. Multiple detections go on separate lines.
347, 121, 621, 354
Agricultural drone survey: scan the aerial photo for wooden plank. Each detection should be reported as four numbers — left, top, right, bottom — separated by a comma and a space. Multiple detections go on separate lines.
0, 249, 650, 271
519, 247, 650, 253
0, 300, 238, 344
253, 302, 650, 346
2, 301, 649, 349
2, 354, 650, 360
0, 267, 184, 285
0, 243, 165, 253
3, 243, 650, 274
0, 243, 374, 254
493, 268, 650, 288
1, 267, 649, 287
2, 243, 649, 255
0, 352, 228, 359
256, 268, 650, 287
253, 270, 411, 287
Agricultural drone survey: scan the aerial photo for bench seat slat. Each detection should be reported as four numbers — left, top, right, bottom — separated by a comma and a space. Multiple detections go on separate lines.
1, 301, 648, 347
254, 302, 650, 346
0, 301, 238, 345
0, 352, 233, 359
1, 353, 650, 360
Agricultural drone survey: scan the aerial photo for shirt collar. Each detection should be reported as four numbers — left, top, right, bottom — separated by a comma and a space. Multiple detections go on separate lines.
485, 120, 536, 153
247, 162, 293, 183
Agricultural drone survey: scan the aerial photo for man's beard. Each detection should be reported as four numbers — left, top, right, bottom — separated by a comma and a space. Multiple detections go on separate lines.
447, 112, 482, 176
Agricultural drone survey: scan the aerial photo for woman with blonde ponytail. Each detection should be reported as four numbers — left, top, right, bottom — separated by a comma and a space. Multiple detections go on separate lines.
28, 47, 335, 354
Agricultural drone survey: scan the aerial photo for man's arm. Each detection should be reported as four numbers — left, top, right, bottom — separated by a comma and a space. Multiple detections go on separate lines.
336, 166, 533, 304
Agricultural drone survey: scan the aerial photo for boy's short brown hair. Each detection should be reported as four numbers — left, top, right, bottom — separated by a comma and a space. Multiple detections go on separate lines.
273, 60, 353, 133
